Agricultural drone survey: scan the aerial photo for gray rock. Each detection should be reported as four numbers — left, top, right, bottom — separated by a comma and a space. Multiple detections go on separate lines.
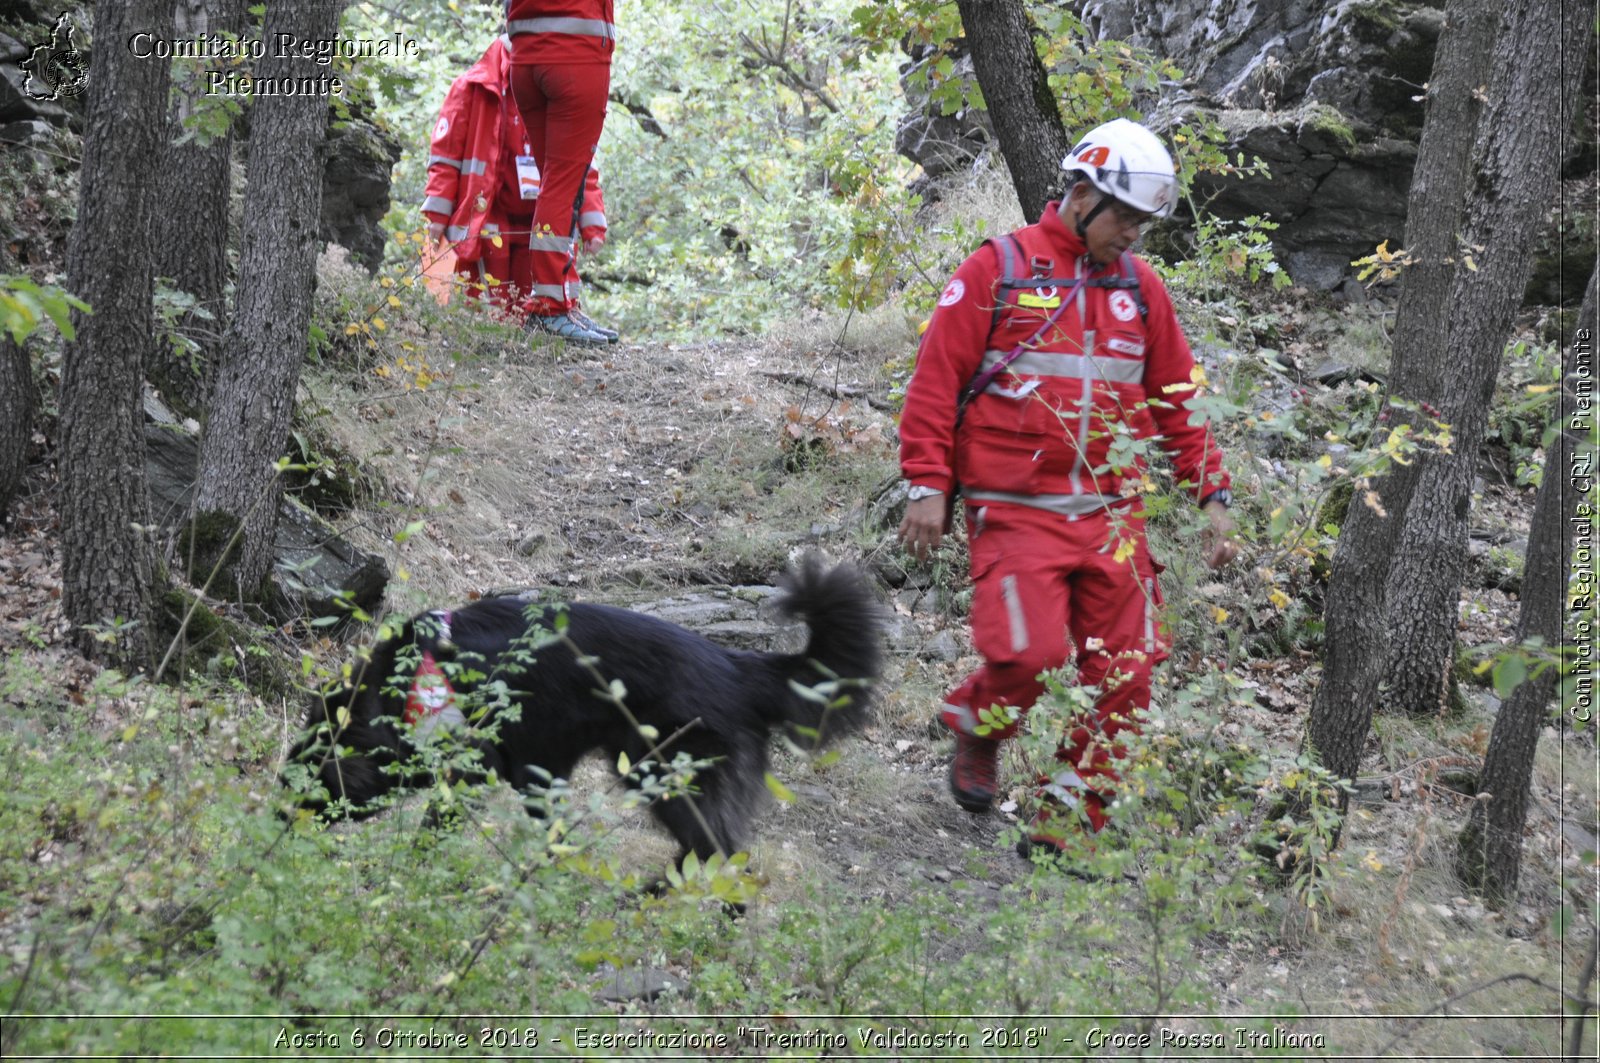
0, 118, 50, 144
142, 395, 389, 620
320, 117, 402, 273
920, 629, 964, 663
593, 965, 686, 1004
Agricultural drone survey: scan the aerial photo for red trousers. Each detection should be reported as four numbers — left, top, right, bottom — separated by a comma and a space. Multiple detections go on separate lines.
508, 59, 609, 315
457, 212, 534, 318
940, 502, 1167, 829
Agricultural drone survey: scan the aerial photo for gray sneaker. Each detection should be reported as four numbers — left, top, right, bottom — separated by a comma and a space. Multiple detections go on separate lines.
526, 312, 609, 346
571, 309, 619, 343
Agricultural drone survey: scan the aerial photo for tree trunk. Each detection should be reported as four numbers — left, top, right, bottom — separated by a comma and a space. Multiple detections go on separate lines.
1306, 0, 1497, 783
0, 335, 35, 522
1380, 0, 1594, 717
191, 0, 346, 597
1370, 0, 1499, 717
150, 0, 243, 419
1456, 271, 1597, 908
58, 0, 173, 666
1309, 0, 1592, 783
954, 0, 1070, 223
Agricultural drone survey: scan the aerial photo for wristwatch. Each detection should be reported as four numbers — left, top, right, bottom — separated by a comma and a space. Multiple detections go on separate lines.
906, 484, 944, 501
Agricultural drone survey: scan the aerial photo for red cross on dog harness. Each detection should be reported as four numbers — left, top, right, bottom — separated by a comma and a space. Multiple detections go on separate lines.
403, 610, 466, 736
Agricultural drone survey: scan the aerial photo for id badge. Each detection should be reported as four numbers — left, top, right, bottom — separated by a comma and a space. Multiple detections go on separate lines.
516, 154, 541, 199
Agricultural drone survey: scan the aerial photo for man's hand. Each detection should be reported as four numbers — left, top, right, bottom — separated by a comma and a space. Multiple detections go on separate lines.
898, 494, 947, 562
1200, 499, 1239, 570
427, 221, 446, 245
583, 234, 605, 255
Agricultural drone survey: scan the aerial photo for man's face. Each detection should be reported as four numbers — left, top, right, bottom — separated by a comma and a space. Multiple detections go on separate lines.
1070, 184, 1151, 266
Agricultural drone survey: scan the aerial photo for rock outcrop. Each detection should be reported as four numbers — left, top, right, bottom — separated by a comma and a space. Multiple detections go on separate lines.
893, 0, 1599, 292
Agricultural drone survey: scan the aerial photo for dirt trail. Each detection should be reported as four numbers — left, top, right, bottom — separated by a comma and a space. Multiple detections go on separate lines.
313, 331, 1028, 898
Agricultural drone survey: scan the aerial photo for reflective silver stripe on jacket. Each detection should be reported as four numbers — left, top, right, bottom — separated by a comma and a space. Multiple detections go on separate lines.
445, 225, 470, 242
428, 154, 464, 170
530, 282, 566, 300
1042, 768, 1088, 807
460, 158, 488, 176
942, 701, 980, 735
506, 16, 617, 39
421, 195, 454, 215
529, 233, 574, 252
978, 349, 1144, 386
579, 210, 606, 229
961, 490, 1129, 518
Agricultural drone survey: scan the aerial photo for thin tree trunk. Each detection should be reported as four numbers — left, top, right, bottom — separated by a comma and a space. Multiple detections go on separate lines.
1307, 0, 1498, 782
59, 0, 174, 666
1371, 0, 1501, 718
150, 0, 243, 419
0, 335, 36, 523
1309, 0, 1591, 783
1456, 266, 1597, 908
1380, 0, 1594, 717
191, 0, 346, 597
954, 0, 1070, 223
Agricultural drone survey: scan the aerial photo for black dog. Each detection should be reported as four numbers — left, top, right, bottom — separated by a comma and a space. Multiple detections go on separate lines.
284, 557, 882, 862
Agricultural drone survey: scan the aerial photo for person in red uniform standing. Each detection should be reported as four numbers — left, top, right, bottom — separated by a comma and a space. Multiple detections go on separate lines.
422, 34, 610, 337
896, 119, 1241, 859
505, 0, 617, 345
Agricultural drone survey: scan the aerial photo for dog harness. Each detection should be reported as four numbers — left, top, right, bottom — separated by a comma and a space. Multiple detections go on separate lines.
404, 610, 465, 737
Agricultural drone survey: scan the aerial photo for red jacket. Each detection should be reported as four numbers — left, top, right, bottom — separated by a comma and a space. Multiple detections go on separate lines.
422, 37, 607, 262
899, 201, 1230, 516
505, 0, 616, 64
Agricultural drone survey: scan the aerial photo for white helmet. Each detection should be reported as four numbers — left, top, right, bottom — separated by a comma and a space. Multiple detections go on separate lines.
1061, 118, 1178, 218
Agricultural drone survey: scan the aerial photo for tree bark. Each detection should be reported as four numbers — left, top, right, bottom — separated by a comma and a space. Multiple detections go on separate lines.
1370, 0, 1500, 717
58, 0, 173, 666
1380, 0, 1594, 717
954, 0, 1070, 223
191, 0, 346, 597
0, 335, 36, 522
1309, 0, 1592, 783
1455, 268, 1597, 907
150, 0, 243, 419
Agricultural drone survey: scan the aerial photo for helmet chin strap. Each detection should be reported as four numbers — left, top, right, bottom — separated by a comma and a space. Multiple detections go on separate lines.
1075, 191, 1115, 240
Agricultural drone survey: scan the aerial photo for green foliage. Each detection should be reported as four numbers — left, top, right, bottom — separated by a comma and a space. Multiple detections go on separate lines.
0, 274, 89, 344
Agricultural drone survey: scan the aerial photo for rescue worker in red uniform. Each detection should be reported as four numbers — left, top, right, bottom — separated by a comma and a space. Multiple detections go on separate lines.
897, 119, 1241, 858
422, 35, 612, 343
506, 0, 617, 344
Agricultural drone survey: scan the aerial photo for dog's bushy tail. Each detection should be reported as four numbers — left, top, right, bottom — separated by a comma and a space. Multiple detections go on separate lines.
769, 555, 884, 748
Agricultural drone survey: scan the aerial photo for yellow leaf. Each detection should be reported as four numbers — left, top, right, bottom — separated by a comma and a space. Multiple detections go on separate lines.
1463, 255, 1477, 272
1375, 239, 1394, 263
1526, 384, 1555, 395
343, 323, 361, 336
1268, 589, 1291, 610
1316, 455, 1333, 471
387, 295, 402, 309
1112, 538, 1136, 565
372, 317, 386, 331
490, 234, 503, 248
616, 751, 631, 776
1189, 364, 1210, 388
1212, 605, 1229, 624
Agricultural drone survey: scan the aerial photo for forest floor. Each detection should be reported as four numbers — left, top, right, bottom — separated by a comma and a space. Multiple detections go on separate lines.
1, 271, 1595, 1059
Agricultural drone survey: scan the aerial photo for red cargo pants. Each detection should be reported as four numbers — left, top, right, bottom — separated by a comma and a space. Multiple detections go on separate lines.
939, 501, 1166, 830
508, 60, 609, 315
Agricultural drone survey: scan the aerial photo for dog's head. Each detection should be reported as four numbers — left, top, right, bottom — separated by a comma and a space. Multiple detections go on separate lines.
282, 640, 412, 820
